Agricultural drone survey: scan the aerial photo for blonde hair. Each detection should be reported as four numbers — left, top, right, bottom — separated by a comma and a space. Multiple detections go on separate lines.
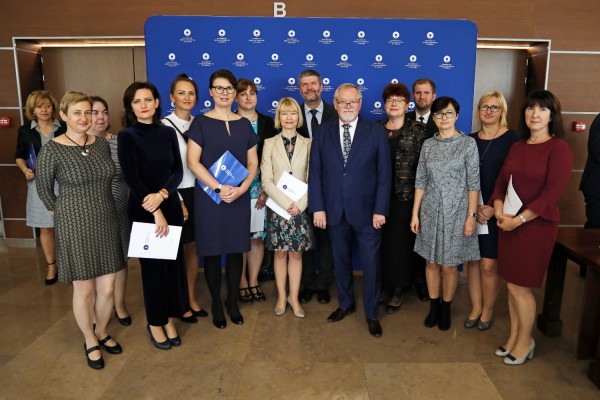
274, 97, 303, 129
477, 90, 508, 129
59, 91, 92, 115
25, 90, 59, 121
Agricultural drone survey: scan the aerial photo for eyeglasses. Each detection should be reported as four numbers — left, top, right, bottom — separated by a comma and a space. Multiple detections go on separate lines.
385, 98, 406, 105
479, 105, 501, 113
336, 99, 361, 107
211, 86, 235, 94
91, 110, 109, 116
433, 111, 457, 119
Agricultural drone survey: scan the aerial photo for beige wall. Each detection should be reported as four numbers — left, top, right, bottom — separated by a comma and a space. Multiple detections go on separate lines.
1, 0, 599, 237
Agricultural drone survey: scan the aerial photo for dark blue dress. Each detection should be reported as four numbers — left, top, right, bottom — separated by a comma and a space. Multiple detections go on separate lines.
471, 129, 519, 259
187, 115, 259, 257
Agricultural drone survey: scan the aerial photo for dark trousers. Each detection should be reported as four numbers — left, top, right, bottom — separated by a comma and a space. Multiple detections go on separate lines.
204, 253, 243, 320
140, 245, 189, 326
301, 226, 334, 291
328, 217, 382, 320
584, 194, 600, 228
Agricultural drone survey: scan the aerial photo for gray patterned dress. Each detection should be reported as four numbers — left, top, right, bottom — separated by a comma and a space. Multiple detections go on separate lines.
36, 137, 126, 282
107, 134, 130, 259
414, 133, 480, 266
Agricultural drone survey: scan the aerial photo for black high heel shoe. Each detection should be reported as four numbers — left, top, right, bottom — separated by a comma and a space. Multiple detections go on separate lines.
45, 262, 58, 286
98, 335, 122, 354
225, 301, 244, 325
191, 308, 208, 318
84, 343, 104, 370
180, 312, 198, 324
146, 324, 171, 350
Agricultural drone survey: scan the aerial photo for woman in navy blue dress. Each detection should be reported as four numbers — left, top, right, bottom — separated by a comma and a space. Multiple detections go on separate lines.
118, 81, 189, 350
187, 70, 259, 329
465, 91, 518, 331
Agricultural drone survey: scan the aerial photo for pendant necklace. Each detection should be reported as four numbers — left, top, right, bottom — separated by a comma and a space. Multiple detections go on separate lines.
65, 133, 90, 156
478, 127, 501, 165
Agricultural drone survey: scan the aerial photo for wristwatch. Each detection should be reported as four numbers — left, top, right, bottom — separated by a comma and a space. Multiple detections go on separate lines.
467, 212, 477, 218
519, 214, 527, 224
214, 184, 222, 194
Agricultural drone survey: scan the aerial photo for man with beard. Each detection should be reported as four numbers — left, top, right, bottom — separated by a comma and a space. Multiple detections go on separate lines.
405, 78, 438, 135
308, 83, 391, 338
297, 69, 337, 305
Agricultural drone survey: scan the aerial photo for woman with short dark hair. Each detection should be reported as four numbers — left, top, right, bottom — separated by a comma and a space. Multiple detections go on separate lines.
187, 69, 259, 329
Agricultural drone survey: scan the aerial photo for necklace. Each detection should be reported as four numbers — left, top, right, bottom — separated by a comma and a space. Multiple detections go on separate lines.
478, 126, 501, 165
65, 133, 90, 156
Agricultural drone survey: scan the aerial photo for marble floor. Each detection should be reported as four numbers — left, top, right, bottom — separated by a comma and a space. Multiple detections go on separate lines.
0, 243, 598, 400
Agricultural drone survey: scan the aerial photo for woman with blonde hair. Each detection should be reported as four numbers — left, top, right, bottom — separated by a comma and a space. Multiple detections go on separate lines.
37, 91, 126, 369
464, 90, 518, 330
261, 97, 314, 317
15, 90, 66, 285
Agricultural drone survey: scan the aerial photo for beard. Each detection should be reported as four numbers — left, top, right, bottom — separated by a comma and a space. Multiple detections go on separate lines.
339, 110, 357, 123
302, 90, 319, 103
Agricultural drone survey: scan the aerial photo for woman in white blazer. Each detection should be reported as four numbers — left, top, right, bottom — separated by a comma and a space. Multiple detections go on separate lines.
261, 97, 315, 318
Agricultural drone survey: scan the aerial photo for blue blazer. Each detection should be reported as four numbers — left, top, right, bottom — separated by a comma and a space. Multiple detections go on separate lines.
308, 117, 391, 226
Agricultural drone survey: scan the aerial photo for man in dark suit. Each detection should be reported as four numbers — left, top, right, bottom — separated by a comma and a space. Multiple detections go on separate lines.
297, 69, 337, 304
309, 83, 391, 338
403, 78, 437, 300
580, 113, 600, 228
405, 78, 438, 136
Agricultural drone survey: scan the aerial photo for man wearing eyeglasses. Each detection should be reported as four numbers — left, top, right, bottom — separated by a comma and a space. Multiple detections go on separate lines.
296, 69, 337, 306
405, 78, 438, 135
308, 83, 391, 338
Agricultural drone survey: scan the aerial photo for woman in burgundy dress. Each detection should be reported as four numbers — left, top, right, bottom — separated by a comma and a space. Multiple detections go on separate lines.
490, 90, 572, 365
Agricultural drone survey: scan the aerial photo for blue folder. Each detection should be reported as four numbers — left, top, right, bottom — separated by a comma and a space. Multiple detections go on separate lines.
197, 150, 249, 204
26, 144, 36, 171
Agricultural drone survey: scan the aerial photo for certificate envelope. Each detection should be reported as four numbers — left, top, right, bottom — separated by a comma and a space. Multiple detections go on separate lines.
276, 172, 307, 202
127, 222, 182, 260
266, 198, 291, 220
503, 175, 523, 215
250, 199, 266, 232
477, 191, 488, 235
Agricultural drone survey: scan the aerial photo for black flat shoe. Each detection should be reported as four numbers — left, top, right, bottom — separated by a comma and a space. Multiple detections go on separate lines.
317, 290, 331, 304
180, 314, 198, 324
249, 286, 267, 303
115, 310, 132, 326
238, 287, 254, 304
299, 288, 313, 304
225, 302, 244, 325
367, 319, 382, 338
415, 281, 430, 302
146, 324, 171, 350
191, 308, 208, 318
84, 343, 104, 370
385, 296, 403, 314
45, 262, 58, 285
98, 335, 122, 354
167, 335, 182, 346
327, 306, 356, 322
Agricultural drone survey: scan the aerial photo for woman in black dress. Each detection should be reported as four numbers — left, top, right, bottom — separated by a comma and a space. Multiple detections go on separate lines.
118, 82, 189, 350
15, 90, 66, 284
379, 83, 432, 313
464, 91, 518, 330
187, 70, 259, 329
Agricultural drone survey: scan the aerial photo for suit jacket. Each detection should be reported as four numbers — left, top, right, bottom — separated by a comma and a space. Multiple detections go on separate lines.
15, 120, 66, 160
580, 113, 600, 197
261, 133, 311, 212
405, 110, 438, 135
308, 117, 391, 226
298, 100, 337, 139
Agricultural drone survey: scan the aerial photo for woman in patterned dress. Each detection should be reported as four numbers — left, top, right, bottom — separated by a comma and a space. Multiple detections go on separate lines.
87, 96, 132, 326
36, 91, 126, 369
261, 97, 314, 318
235, 78, 277, 304
410, 96, 480, 331
14, 90, 66, 285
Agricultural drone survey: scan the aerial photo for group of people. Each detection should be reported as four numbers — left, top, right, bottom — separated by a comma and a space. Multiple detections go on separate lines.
15, 67, 574, 370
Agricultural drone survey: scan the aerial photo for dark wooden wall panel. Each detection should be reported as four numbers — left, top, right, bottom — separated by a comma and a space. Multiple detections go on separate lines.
3, 220, 33, 239
558, 172, 586, 226
0, 50, 18, 106
0, 109, 22, 165
134, 47, 147, 83
16, 45, 43, 106
0, 167, 27, 219
562, 115, 598, 170
548, 54, 600, 112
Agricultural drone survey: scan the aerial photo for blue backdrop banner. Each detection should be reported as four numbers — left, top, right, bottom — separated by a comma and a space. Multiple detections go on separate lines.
145, 16, 477, 132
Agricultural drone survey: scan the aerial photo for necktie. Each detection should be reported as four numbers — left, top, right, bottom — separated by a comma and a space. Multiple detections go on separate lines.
342, 124, 352, 166
419, 116, 425, 123
309, 109, 319, 138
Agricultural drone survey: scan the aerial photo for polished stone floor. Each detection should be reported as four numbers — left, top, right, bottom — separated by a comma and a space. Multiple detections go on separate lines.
0, 243, 598, 399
